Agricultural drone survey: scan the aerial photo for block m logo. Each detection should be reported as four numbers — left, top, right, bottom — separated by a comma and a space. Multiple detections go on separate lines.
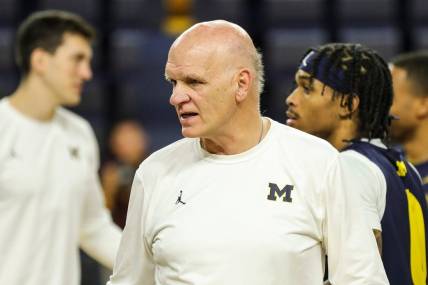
267, 183, 294, 202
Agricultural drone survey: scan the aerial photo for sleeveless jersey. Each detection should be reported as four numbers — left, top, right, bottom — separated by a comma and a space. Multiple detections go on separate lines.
345, 141, 428, 285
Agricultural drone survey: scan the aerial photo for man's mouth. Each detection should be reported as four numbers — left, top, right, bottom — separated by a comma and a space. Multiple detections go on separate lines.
180, 112, 198, 119
73, 83, 83, 92
286, 109, 299, 126
286, 109, 299, 120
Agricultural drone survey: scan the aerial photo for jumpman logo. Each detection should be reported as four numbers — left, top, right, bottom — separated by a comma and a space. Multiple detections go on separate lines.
175, 190, 186, 205
10, 148, 17, 158
302, 50, 315, 67
69, 146, 80, 159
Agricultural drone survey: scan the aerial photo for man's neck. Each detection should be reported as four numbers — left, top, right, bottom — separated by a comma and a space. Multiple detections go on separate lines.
201, 115, 269, 155
9, 76, 58, 121
327, 119, 358, 151
403, 124, 428, 165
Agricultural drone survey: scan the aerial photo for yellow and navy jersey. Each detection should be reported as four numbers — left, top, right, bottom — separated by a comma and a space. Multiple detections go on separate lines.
345, 141, 427, 285
415, 161, 428, 196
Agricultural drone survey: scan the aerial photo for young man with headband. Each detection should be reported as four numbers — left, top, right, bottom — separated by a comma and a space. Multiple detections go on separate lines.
287, 43, 427, 285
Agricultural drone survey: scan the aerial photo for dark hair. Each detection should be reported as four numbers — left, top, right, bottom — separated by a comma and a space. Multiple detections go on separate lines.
390, 50, 428, 97
15, 10, 95, 75
300, 43, 393, 140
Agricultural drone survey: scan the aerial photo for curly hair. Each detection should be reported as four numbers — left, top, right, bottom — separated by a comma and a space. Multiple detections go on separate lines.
299, 43, 393, 140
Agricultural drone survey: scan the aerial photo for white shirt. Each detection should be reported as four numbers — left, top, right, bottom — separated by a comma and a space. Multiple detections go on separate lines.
108, 119, 388, 285
0, 98, 121, 285
340, 141, 387, 231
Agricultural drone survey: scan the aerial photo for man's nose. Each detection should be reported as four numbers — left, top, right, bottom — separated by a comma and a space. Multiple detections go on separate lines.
80, 62, 93, 81
286, 89, 298, 106
169, 84, 190, 106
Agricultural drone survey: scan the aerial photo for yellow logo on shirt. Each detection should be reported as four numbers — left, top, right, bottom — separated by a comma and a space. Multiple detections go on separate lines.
396, 161, 407, 177
422, 176, 428, 185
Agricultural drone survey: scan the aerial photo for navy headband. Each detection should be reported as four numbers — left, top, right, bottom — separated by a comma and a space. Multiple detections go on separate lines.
299, 50, 352, 94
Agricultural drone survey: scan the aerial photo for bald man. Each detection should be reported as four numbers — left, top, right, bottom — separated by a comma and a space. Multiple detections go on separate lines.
107, 20, 388, 285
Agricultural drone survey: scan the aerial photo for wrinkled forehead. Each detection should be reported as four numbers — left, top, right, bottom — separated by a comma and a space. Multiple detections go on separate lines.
166, 38, 227, 77
165, 21, 253, 77
168, 39, 215, 62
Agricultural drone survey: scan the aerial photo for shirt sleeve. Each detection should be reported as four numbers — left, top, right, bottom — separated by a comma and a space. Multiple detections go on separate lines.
79, 126, 122, 269
107, 169, 155, 285
339, 150, 386, 231
322, 155, 389, 285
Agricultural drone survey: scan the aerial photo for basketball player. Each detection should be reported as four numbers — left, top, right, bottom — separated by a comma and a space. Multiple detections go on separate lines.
286, 43, 427, 285
389, 51, 428, 201
0, 10, 121, 285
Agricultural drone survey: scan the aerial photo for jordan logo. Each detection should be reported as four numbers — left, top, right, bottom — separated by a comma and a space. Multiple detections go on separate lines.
176, 190, 186, 205
10, 149, 17, 158
302, 51, 315, 67
69, 147, 79, 159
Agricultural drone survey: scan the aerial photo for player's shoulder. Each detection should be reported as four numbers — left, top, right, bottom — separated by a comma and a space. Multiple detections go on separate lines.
56, 107, 93, 137
0, 97, 13, 121
0, 97, 7, 110
0, 98, 14, 141
341, 148, 379, 168
343, 140, 402, 178
340, 149, 386, 183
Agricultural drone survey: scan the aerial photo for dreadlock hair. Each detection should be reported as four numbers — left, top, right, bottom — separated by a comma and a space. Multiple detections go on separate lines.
390, 50, 428, 97
299, 43, 393, 140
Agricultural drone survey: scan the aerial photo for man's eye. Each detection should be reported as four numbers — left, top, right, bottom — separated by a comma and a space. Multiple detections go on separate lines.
303, 85, 312, 94
288, 81, 297, 94
188, 79, 201, 85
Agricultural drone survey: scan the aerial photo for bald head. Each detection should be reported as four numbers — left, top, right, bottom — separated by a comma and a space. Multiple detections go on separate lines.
169, 20, 264, 94
165, 20, 265, 140
172, 20, 253, 54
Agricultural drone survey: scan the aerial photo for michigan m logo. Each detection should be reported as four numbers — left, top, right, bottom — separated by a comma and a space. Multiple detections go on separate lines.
267, 183, 294, 202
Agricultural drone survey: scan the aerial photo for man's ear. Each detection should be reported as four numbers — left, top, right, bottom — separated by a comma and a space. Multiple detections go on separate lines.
339, 94, 360, 119
30, 48, 49, 75
416, 96, 428, 119
235, 68, 251, 102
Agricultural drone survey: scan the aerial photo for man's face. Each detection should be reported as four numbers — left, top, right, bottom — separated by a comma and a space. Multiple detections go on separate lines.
286, 69, 342, 139
390, 66, 420, 142
165, 40, 237, 138
42, 33, 93, 106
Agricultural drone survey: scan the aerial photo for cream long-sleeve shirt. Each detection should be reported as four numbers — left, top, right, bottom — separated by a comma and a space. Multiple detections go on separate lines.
0, 98, 121, 285
109, 119, 388, 285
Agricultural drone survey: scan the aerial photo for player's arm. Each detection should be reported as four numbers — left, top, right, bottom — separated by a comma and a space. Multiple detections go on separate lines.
322, 155, 389, 285
321, 231, 383, 285
373, 229, 383, 255
79, 168, 122, 269
107, 169, 155, 285
79, 126, 122, 269
339, 151, 387, 255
